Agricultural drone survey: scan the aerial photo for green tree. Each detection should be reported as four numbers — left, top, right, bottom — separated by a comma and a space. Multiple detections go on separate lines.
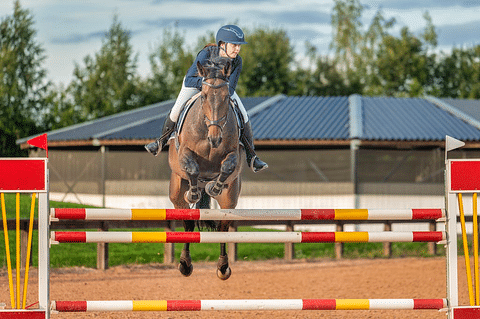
237, 27, 295, 96
0, 0, 50, 156
68, 15, 140, 120
330, 0, 364, 73
363, 13, 437, 98
435, 45, 480, 99
291, 41, 360, 96
141, 26, 194, 105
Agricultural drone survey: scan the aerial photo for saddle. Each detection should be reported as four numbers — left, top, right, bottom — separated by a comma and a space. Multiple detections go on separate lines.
174, 94, 244, 149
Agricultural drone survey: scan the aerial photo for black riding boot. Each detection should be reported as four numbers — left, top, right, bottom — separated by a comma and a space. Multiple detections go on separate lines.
145, 116, 176, 156
241, 121, 268, 173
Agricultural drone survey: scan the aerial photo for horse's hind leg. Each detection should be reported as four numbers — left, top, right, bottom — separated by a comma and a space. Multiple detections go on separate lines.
178, 220, 195, 277
215, 179, 240, 280
216, 220, 232, 280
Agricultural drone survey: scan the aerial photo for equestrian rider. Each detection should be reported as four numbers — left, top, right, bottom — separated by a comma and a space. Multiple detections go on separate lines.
145, 25, 268, 173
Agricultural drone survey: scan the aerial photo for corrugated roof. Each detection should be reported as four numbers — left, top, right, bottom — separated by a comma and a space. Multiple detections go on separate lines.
441, 98, 480, 122
251, 96, 350, 140
362, 97, 480, 141
17, 95, 480, 146
18, 97, 274, 143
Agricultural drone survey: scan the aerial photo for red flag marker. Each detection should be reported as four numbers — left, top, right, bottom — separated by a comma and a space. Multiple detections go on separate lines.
27, 133, 48, 157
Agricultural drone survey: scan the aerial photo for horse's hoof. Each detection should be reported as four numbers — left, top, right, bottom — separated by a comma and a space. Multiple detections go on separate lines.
216, 266, 232, 280
178, 261, 193, 277
205, 181, 222, 197
184, 191, 200, 204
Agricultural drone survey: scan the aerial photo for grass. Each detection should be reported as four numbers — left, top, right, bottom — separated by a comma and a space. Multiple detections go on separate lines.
0, 193, 461, 269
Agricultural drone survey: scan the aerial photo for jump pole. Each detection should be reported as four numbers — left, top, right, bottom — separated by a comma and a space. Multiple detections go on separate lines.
50, 230, 445, 244
52, 298, 447, 312
51, 208, 444, 221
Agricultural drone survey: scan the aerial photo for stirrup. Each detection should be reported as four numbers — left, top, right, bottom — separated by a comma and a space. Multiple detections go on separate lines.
250, 156, 268, 173
145, 140, 161, 156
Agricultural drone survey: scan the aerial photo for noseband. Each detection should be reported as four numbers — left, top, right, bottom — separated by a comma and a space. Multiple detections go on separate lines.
202, 78, 230, 130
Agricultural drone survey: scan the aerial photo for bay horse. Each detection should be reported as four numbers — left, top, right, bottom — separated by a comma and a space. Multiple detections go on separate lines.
168, 56, 244, 280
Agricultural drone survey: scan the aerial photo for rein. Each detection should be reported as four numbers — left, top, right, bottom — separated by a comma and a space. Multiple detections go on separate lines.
202, 78, 229, 89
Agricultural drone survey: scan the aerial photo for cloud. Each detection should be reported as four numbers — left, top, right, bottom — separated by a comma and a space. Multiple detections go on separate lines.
436, 20, 480, 47
261, 10, 331, 25
288, 28, 330, 43
150, 0, 274, 3
363, 0, 480, 10
142, 17, 221, 29
51, 31, 106, 44
50, 28, 144, 45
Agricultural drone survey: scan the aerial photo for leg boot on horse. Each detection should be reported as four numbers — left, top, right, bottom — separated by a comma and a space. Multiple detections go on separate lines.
241, 121, 268, 173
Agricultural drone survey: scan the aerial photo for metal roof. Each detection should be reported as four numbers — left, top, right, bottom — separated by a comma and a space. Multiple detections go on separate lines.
17, 95, 480, 147
441, 98, 480, 122
250, 96, 350, 140
361, 97, 480, 141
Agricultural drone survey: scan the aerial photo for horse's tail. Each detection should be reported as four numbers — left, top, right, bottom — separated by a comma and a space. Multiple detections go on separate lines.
194, 190, 218, 231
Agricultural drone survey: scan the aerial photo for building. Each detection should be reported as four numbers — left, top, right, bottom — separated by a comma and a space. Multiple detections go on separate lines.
18, 95, 480, 227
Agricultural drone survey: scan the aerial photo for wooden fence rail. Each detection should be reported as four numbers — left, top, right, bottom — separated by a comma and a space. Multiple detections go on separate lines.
5, 218, 463, 270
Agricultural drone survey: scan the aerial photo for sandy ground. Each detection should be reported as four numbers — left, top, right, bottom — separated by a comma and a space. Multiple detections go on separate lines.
1, 257, 472, 318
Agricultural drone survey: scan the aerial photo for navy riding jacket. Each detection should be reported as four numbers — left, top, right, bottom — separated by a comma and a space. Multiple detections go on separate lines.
183, 45, 242, 96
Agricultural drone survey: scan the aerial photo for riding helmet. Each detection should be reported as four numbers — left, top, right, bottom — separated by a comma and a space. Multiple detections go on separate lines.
216, 25, 247, 45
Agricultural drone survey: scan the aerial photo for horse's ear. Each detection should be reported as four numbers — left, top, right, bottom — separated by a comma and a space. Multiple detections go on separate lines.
197, 61, 206, 77
224, 61, 232, 77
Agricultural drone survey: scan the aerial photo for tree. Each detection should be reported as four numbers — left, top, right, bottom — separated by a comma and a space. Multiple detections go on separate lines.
68, 15, 140, 120
435, 45, 480, 99
237, 27, 295, 96
330, 0, 364, 73
363, 12, 438, 97
0, 0, 50, 156
141, 26, 195, 105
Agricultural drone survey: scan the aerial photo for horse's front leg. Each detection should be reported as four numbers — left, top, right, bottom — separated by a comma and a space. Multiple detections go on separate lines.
180, 151, 201, 204
178, 220, 195, 277
205, 152, 238, 197
216, 220, 232, 280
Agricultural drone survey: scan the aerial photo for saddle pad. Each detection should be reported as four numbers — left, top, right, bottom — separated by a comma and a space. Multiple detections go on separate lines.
176, 95, 242, 136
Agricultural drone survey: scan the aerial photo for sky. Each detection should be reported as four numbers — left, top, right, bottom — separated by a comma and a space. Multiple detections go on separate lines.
1, 0, 480, 86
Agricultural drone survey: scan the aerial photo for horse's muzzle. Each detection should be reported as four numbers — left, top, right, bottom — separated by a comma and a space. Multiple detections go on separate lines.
208, 135, 222, 148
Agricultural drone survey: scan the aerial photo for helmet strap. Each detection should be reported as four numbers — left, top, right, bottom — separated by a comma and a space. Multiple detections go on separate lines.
220, 42, 234, 59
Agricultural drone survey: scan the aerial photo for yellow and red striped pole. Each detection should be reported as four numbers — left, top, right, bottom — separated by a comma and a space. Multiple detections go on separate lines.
51, 230, 445, 244
53, 298, 447, 312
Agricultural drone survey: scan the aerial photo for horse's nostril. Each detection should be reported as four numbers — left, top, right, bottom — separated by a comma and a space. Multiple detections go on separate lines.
208, 136, 222, 148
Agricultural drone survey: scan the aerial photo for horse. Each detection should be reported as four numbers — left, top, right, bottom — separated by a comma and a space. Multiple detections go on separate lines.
167, 56, 244, 280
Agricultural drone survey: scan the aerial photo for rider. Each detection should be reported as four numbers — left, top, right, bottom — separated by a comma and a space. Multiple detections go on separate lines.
145, 25, 268, 173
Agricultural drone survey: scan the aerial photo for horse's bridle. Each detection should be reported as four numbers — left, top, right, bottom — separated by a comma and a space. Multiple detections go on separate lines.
202, 78, 230, 130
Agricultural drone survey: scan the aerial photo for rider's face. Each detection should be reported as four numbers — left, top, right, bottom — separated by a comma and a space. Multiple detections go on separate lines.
221, 43, 241, 58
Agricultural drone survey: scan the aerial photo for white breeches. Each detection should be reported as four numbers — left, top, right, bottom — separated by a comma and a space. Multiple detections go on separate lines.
169, 79, 249, 123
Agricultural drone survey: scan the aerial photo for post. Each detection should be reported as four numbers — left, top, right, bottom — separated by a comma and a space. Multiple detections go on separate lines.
335, 222, 344, 260
38, 181, 50, 318
164, 220, 175, 264
96, 222, 109, 270
228, 222, 237, 263
100, 146, 107, 208
284, 221, 295, 261
383, 222, 392, 257
428, 221, 437, 255
446, 160, 459, 309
